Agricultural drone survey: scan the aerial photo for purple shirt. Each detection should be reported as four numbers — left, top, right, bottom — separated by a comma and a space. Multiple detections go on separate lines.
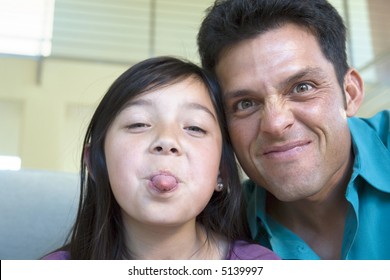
42, 250, 70, 260
42, 240, 280, 260
227, 240, 280, 260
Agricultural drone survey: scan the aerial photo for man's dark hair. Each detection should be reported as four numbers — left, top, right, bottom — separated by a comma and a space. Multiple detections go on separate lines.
198, 0, 349, 86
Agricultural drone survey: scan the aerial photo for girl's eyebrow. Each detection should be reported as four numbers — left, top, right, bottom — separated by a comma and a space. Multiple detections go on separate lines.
184, 102, 217, 121
122, 99, 217, 121
124, 99, 152, 108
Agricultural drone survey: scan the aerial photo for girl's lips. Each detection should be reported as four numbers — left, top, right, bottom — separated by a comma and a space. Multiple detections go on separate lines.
150, 172, 178, 192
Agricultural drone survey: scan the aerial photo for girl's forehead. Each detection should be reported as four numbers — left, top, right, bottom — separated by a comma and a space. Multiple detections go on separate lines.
130, 77, 211, 103
114, 79, 218, 122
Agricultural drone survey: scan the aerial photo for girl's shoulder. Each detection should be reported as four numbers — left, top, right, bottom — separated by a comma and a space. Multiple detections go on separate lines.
226, 240, 281, 260
41, 250, 70, 260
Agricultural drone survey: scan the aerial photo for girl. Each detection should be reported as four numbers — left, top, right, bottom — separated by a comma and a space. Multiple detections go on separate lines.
43, 56, 279, 260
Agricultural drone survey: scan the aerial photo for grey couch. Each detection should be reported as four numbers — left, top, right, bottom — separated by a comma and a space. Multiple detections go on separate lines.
0, 169, 79, 259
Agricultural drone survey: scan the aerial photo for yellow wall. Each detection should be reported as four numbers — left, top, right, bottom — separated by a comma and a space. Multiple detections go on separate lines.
1, 54, 388, 173
0, 56, 128, 172
1, 0, 389, 173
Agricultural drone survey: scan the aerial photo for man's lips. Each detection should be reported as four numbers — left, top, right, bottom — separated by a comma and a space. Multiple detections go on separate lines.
262, 141, 311, 155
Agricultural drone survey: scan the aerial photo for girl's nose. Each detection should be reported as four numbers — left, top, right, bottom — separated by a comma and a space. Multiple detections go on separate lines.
153, 144, 180, 155
150, 127, 182, 155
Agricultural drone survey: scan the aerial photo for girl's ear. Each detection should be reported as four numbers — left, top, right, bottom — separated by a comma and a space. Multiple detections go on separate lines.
344, 68, 365, 117
83, 144, 95, 181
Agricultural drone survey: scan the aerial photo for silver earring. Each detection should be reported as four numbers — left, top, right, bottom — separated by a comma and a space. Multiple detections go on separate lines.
217, 177, 224, 191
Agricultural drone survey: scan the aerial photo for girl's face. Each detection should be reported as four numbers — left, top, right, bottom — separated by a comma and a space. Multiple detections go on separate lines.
104, 76, 222, 229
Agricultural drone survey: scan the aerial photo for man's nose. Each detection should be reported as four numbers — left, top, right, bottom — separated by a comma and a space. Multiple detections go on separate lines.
260, 99, 294, 136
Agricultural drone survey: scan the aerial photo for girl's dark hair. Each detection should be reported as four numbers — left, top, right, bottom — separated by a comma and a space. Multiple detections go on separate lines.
198, 0, 349, 87
63, 56, 247, 259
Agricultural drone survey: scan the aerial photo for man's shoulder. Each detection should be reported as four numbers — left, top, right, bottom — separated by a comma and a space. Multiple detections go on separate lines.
349, 110, 390, 194
349, 110, 390, 147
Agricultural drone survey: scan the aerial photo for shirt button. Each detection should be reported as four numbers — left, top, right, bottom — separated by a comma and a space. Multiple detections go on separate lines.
297, 245, 306, 252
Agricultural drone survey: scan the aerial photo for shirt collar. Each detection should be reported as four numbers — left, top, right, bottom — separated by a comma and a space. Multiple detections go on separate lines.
245, 181, 268, 239
246, 184, 320, 259
348, 116, 390, 194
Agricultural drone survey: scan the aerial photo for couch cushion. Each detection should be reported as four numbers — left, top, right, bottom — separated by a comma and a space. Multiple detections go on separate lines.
0, 169, 79, 260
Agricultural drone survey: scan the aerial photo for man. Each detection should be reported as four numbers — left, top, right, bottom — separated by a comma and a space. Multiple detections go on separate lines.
197, 0, 390, 259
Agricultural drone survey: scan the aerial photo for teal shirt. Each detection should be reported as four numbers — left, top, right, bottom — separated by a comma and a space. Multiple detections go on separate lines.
244, 110, 390, 259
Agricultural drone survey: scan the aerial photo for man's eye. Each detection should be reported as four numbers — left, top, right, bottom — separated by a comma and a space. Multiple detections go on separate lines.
292, 83, 313, 94
236, 99, 255, 110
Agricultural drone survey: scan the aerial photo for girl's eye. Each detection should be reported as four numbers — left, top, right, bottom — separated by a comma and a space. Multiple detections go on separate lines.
236, 99, 255, 111
126, 123, 150, 130
292, 83, 313, 94
185, 126, 206, 134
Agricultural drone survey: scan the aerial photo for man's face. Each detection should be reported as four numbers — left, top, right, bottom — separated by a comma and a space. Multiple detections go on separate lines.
215, 23, 362, 201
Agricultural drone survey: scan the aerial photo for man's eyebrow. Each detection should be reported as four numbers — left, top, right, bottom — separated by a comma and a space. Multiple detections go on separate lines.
280, 67, 327, 89
224, 67, 328, 99
223, 89, 256, 100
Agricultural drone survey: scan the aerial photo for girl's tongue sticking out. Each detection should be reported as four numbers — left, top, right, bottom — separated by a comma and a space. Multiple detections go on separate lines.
151, 174, 178, 192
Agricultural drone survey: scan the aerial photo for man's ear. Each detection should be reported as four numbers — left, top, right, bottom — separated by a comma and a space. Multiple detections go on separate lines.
83, 144, 95, 180
344, 68, 365, 117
